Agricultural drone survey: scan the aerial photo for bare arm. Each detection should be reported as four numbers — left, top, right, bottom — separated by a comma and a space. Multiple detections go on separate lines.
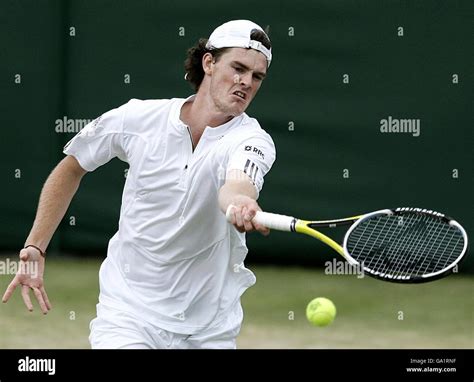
218, 169, 269, 235
24, 155, 87, 251
2, 155, 87, 313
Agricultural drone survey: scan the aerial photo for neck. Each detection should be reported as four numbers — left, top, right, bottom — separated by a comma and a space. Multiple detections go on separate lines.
181, 92, 234, 132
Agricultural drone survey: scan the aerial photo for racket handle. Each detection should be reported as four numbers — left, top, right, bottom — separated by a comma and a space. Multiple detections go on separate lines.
225, 204, 295, 232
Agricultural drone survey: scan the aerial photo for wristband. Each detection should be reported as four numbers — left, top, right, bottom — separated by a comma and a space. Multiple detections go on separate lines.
24, 244, 46, 257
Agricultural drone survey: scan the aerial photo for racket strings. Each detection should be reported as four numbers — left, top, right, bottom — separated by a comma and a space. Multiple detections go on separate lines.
390, 214, 438, 278
350, 214, 388, 260
396, 215, 440, 278
369, 215, 412, 275
404, 218, 463, 275
429, 234, 463, 273
348, 215, 421, 274
359, 217, 400, 274
373, 216, 461, 277
346, 213, 465, 280
417, 224, 463, 275
383, 213, 435, 278
349, 216, 460, 269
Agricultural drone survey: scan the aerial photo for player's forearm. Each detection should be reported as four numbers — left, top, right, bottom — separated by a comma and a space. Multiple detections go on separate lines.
219, 172, 269, 235
218, 178, 257, 213
24, 158, 86, 251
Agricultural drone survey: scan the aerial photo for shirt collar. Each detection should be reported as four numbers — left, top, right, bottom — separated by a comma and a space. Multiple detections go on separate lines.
170, 95, 246, 137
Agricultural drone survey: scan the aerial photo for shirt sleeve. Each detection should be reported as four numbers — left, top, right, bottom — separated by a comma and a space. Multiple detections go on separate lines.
63, 102, 128, 172
226, 134, 276, 195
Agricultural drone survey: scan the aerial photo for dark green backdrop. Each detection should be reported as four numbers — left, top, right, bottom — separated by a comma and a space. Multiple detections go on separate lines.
1, 0, 472, 269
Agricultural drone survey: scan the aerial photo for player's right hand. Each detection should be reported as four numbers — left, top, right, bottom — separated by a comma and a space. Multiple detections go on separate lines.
2, 247, 52, 314
226, 199, 270, 236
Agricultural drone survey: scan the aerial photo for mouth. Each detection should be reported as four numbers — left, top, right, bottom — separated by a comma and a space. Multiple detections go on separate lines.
232, 90, 247, 101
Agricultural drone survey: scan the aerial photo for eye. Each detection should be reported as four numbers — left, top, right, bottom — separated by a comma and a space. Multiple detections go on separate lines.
234, 66, 244, 73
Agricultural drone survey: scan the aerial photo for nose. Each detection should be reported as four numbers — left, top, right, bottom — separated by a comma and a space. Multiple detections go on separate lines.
239, 72, 252, 88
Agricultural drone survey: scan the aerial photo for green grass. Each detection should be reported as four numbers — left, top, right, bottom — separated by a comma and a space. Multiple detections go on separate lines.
0, 256, 100, 349
0, 256, 472, 348
238, 266, 474, 348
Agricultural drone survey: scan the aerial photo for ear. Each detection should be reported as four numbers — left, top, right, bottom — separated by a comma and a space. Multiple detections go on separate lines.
202, 53, 214, 75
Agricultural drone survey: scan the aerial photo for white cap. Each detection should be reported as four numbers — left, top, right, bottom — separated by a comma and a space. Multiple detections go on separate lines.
205, 20, 272, 67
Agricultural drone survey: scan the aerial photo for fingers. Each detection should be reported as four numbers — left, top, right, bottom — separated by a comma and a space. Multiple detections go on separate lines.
231, 205, 253, 233
40, 287, 52, 310
32, 287, 49, 314
4, 282, 51, 314
234, 206, 245, 229
228, 204, 270, 236
2, 279, 19, 303
227, 207, 240, 231
21, 285, 34, 312
3, 248, 50, 313
254, 222, 270, 236
241, 207, 255, 232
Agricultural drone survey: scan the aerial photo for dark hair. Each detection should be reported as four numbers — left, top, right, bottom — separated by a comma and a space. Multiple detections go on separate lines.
184, 29, 272, 92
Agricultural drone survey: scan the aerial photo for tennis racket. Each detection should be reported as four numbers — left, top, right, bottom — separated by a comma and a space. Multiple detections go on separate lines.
226, 206, 468, 283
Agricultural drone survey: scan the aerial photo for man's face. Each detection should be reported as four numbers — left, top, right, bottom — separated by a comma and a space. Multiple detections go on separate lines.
207, 48, 267, 117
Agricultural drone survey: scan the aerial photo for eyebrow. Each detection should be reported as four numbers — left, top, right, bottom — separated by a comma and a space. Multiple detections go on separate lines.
232, 60, 267, 79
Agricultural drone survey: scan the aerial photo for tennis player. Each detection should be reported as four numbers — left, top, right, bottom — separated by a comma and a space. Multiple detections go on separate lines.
2, 20, 275, 349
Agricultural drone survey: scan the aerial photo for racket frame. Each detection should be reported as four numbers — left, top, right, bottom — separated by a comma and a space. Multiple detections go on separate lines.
294, 208, 468, 283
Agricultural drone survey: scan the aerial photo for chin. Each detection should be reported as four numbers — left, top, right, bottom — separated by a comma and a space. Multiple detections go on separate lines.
224, 105, 245, 117
234, 103, 248, 114
231, 109, 245, 117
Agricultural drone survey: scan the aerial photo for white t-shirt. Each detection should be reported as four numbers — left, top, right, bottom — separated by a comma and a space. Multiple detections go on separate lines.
63, 96, 276, 334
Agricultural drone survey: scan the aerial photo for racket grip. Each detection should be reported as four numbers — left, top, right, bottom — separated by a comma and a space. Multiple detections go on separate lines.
226, 204, 295, 232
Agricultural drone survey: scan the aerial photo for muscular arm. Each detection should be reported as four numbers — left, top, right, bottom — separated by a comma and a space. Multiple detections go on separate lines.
24, 155, 87, 251
218, 169, 269, 235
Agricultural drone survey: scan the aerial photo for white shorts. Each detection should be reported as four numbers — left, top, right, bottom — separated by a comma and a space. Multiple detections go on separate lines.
89, 303, 243, 349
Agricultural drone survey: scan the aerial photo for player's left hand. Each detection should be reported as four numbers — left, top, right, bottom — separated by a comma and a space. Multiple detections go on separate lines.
226, 198, 270, 236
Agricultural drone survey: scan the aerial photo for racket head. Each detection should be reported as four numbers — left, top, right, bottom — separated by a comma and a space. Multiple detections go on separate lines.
342, 208, 468, 283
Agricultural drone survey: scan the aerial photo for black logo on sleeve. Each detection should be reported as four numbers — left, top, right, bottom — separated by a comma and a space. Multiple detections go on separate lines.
244, 145, 265, 159
244, 159, 259, 183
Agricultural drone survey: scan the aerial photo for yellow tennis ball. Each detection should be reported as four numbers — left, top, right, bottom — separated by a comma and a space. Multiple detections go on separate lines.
306, 297, 336, 327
